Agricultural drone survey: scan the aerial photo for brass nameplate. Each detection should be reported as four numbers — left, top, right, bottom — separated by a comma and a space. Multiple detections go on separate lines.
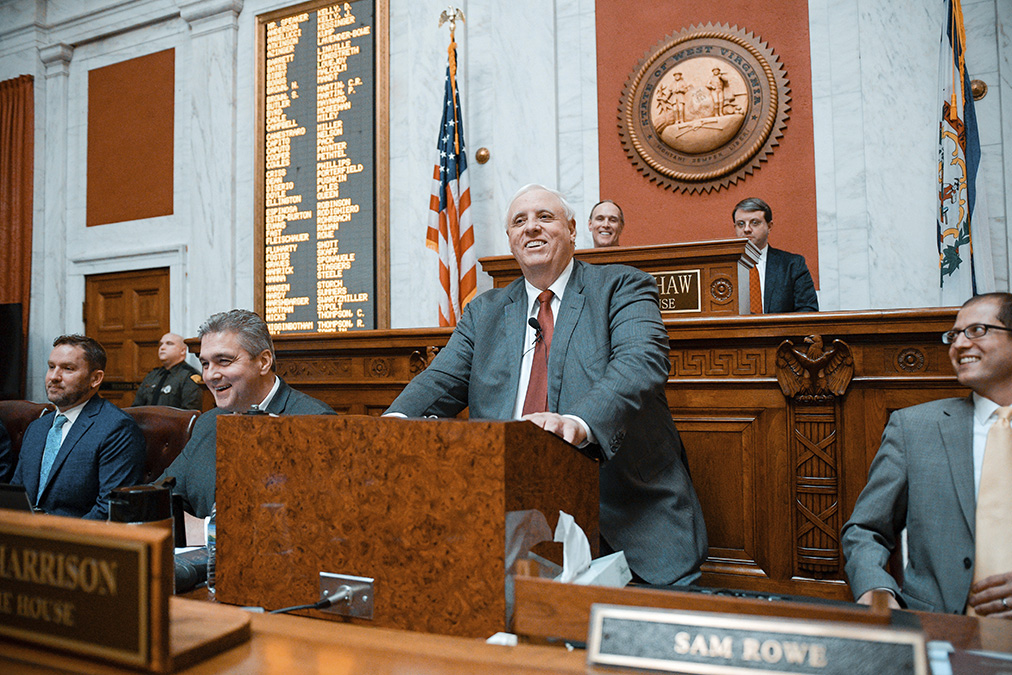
653, 269, 702, 313
587, 604, 928, 675
0, 511, 170, 670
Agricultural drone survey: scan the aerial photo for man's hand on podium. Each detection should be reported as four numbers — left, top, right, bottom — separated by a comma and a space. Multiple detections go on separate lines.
521, 412, 587, 446
857, 590, 900, 609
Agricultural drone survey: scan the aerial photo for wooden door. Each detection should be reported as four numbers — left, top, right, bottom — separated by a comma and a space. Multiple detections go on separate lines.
84, 268, 170, 407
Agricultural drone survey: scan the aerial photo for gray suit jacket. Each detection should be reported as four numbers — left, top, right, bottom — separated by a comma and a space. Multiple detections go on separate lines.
764, 247, 818, 313
387, 260, 708, 584
159, 377, 335, 518
841, 397, 975, 613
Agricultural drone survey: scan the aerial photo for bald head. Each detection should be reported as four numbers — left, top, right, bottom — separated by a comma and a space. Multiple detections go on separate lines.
157, 333, 188, 368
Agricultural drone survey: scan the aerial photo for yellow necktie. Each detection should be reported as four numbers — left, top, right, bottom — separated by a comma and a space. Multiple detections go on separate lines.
973, 406, 1012, 583
749, 265, 762, 314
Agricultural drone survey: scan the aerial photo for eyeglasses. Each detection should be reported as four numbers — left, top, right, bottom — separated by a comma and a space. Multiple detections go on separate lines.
941, 323, 1012, 344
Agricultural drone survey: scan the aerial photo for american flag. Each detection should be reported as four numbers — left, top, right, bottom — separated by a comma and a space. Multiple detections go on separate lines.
937, 0, 983, 303
426, 39, 476, 326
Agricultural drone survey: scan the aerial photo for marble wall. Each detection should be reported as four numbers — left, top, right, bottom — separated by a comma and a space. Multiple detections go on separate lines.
810, 0, 1010, 310
0, 0, 1008, 400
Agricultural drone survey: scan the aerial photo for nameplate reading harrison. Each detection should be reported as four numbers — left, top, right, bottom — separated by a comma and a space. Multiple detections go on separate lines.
0, 512, 170, 669
652, 269, 701, 313
587, 605, 928, 675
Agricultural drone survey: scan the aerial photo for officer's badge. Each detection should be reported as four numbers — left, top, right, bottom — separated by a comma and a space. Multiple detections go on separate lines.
161, 385, 173, 394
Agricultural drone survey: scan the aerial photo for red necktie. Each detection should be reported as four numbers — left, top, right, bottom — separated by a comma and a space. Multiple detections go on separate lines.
749, 265, 763, 314
522, 290, 554, 415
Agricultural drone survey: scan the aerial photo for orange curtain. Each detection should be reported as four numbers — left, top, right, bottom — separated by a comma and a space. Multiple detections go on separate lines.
0, 74, 34, 395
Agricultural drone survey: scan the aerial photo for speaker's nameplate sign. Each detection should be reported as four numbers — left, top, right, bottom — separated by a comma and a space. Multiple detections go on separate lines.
587, 604, 928, 675
651, 269, 701, 313
258, 0, 385, 334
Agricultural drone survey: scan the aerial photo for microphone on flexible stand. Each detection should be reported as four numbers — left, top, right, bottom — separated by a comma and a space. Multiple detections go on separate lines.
521, 317, 543, 358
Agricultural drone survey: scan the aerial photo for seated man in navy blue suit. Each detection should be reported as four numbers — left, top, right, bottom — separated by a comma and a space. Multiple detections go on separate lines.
12, 335, 146, 519
733, 197, 819, 313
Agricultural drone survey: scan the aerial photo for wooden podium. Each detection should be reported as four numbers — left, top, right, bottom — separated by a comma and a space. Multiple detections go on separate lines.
213, 415, 599, 637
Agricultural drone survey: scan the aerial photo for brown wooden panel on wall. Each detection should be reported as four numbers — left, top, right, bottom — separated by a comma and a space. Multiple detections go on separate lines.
270, 307, 964, 601
595, 0, 818, 284
85, 268, 170, 407
87, 49, 174, 226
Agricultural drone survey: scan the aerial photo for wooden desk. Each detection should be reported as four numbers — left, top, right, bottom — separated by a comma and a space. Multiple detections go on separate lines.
270, 308, 963, 600
3, 598, 1010, 674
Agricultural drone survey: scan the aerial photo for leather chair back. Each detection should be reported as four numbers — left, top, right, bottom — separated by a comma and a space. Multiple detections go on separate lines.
123, 406, 200, 484
0, 400, 55, 473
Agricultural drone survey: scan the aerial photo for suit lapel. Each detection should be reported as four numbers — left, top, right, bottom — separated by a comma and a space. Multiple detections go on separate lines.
266, 377, 291, 414
548, 262, 586, 412
763, 248, 781, 314
497, 284, 528, 420
940, 397, 976, 535
40, 397, 99, 499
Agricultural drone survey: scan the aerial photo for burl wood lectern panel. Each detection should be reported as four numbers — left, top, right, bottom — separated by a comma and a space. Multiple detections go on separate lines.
214, 415, 598, 638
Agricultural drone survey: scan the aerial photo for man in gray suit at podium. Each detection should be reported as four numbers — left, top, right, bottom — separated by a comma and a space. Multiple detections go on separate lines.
842, 293, 1012, 616
386, 184, 708, 586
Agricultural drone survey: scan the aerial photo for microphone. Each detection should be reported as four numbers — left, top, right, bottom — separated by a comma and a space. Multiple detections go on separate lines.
528, 317, 543, 342
522, 318, 543, 358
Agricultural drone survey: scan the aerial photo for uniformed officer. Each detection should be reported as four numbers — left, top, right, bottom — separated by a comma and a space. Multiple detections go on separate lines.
131, 333, 203, 409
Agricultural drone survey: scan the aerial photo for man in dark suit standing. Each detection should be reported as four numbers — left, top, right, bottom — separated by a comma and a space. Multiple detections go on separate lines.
159, 309, 334, 518
842, 293, 1012, 617
386, 184, 708, 585
732, 197, 818, 313
12, 335, 146, 519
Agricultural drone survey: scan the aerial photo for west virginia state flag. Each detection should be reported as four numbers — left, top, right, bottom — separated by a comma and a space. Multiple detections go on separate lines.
937, 0, 983, 304
426, 35, 476, 326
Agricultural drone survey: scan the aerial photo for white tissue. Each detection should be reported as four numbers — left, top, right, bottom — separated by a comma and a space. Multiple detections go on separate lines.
553, 510, 592, 582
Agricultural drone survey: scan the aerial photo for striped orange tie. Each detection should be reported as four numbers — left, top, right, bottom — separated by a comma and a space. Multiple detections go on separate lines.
749, 265, 762, 314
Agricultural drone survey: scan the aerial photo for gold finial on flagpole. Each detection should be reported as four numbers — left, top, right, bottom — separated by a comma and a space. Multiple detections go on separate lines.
438, 7, 465, 38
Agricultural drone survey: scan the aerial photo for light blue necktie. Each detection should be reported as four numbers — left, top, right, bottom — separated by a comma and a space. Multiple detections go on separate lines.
38, 414, 68, 492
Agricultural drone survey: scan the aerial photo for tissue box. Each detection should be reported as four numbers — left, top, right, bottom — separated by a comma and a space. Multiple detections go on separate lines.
560, 551, 632, 587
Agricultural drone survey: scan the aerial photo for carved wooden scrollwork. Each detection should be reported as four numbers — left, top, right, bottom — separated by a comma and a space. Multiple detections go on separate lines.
671, 350, 766, 377
709, 276, 733, 304
408, 346, 441, 375
775, 335, 854, 403
895, 347, 926, 373
776, 335, 853, 578
277, 358, 352, 380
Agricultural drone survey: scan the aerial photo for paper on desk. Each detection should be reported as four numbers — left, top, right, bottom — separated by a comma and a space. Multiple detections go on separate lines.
554, 510, 592, 583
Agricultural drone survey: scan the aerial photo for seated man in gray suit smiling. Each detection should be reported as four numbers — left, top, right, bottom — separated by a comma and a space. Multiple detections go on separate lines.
386, 184, 708, 586
843, 293, 1012, 617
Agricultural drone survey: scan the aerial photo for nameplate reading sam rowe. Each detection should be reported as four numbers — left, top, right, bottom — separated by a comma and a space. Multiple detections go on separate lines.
587, 604, 928, 675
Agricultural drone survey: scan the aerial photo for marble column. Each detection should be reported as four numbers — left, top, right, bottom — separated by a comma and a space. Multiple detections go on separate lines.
32, 42, 74, 399
178, 0, 243, 323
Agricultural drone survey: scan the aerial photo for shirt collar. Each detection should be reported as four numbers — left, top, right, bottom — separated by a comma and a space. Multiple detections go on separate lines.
524, 258, 575, 310
55, 396, 91, 423
258, 374, 281, 411
973, 392, 1002, 425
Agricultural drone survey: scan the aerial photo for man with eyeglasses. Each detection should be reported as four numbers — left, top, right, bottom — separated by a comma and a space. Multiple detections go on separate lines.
842, 292, 1012, 617
732, 198, 818, 313
157, 309, 334, 519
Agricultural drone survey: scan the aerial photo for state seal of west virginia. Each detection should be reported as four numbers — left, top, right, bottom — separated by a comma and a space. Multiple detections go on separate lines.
618, 24, 791, 193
